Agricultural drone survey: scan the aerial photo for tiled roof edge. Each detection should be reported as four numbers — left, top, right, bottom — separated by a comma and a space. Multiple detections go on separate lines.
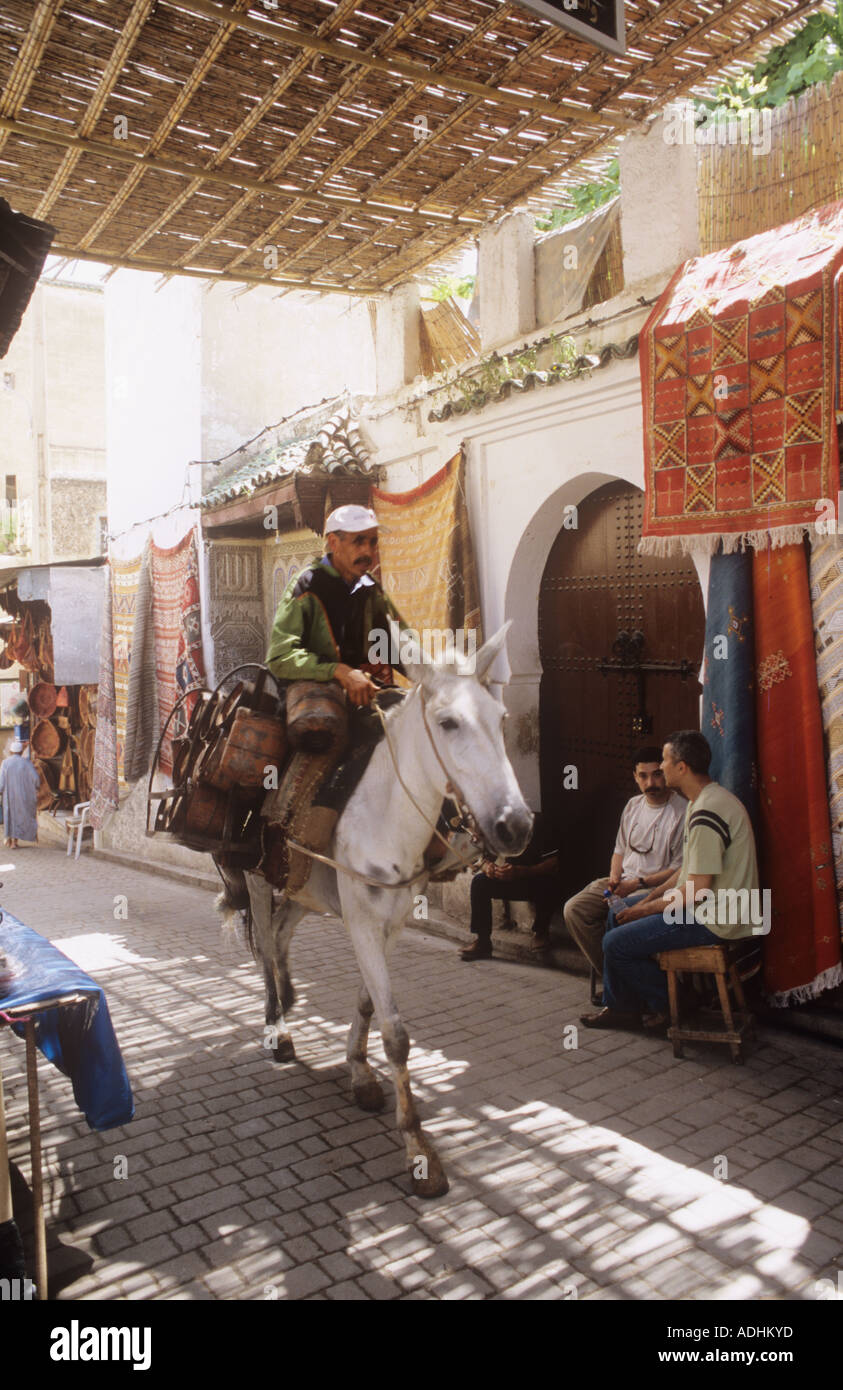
427, 334, 639, 422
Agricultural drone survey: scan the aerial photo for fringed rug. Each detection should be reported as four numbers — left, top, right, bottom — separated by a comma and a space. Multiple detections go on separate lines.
151, 530, 205, 777
700, 548, 758, 829
753, 543, 842, 1004
89, 564, 118, 828
111, 551, 144, 785
809, 533, 843, 951
640, 200, 843, 556
372, 452, 482, 645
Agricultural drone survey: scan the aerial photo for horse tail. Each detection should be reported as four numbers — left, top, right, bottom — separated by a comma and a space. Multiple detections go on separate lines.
212, 855, 258, 958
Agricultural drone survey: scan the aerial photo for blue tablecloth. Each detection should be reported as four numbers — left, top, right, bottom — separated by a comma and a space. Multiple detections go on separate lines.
0, 912, 134, 1130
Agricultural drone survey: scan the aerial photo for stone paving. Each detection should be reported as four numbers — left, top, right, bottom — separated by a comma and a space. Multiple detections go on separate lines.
1, 845, 842, 1301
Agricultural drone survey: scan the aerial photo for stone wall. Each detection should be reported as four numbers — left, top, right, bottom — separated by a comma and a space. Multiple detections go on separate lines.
50, 477, 107, 559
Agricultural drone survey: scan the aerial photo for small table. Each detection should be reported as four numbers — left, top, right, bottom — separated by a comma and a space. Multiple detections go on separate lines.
0, 913, 133, 1299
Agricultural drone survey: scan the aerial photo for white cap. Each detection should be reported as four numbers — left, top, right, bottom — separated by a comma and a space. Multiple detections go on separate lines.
9, 740, 22, 753
324, 504, 378, 534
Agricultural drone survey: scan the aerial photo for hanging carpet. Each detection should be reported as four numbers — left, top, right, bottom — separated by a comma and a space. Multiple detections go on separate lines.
123, 542, 157, 784
753, 543, 842, 1004
700, 548, 758, 830
372, 453, 482, 648
640, 200, 843, 556
810, 533, 843, 946
149, 530, 205, 778
110, 551, 144, 785
89, 565, 118, 828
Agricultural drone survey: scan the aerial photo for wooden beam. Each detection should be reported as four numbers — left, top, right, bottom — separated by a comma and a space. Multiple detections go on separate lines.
162, 0, 630, 126
48, 242, 377, 296
114, 0, 365, 260
0, 0, 66, 158
237, 2, 553, 280
77, 0, 256, 251
0, 115, 479, 228
163, 0, 445, 277
345, 0, 821, 291
35, 0, 157, 220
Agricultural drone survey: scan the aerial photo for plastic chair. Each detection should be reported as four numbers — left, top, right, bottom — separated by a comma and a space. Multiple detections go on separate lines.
65, 802, 91, 860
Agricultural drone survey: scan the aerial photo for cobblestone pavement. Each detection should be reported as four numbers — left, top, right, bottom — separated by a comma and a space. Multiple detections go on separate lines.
1, 846, 842, 1302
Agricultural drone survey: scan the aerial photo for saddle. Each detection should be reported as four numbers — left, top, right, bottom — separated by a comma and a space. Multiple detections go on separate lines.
259, 691, 405, 902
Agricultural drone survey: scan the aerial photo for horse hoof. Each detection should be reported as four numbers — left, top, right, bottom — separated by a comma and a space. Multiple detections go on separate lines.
272, 1038, 297, 1063
411, 1166, 449, 1199
353, 1079, 385, 1112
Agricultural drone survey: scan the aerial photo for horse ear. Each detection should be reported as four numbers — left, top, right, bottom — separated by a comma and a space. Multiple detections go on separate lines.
389, 618, 434, 690
472, 621, 511, 684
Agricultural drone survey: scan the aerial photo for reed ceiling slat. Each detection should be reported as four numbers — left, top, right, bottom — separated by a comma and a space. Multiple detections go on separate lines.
0, 0, 828, 293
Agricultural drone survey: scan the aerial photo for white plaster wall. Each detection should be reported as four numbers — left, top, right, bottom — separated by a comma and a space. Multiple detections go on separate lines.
105, 272, 203, 541
200, 285, 376, 460
366, 350, 673, 812
619, 106, 700, 296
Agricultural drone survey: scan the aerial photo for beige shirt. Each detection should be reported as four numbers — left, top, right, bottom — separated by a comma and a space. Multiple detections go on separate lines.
677, 782, 759, 939
614, 791, 686, 880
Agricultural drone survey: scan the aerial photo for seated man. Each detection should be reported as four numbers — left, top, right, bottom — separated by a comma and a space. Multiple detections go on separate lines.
460, 814, 560, 962
581, 729, 760, 1031
563, 745, 686, 983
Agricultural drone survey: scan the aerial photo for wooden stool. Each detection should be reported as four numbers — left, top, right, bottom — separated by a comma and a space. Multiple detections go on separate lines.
657, 942, 756, 1063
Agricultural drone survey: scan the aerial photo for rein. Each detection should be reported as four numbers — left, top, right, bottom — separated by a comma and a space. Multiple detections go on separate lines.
286, 687, 484, 892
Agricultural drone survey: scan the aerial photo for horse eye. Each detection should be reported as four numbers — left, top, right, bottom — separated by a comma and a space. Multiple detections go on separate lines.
439, 718, 459, 732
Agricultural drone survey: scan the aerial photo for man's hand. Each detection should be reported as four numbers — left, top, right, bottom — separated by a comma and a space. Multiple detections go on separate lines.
614, 902, 656, 926
614, 878, 643, 899
482, 860, 521, 881
335, 663, 378, 707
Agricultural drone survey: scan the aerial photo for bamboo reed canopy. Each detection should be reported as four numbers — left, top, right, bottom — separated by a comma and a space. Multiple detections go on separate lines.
0, 0, 826, 297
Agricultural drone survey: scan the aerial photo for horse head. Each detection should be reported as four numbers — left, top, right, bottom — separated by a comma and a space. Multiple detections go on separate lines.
399, 622, 534, 859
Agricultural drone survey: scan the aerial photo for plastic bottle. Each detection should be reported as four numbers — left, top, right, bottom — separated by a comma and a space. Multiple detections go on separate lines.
603, 888, 624, 913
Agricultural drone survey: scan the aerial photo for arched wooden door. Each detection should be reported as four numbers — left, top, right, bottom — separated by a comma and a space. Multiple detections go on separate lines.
539, 480, 706, 901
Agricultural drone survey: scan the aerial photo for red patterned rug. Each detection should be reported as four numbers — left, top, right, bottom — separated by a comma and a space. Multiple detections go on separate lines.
151, 530, 205, 776
640, 200, 843, 555
753, 543, 842, 1003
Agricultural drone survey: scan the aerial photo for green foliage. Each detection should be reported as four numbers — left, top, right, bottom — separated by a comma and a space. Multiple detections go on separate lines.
434, 332, 583, 413
428, 273, 476, 303
697, 6, 843, 115
535, 159, 619, 233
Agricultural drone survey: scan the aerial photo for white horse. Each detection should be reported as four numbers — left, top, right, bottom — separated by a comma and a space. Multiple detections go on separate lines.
226, 624, 532, 1198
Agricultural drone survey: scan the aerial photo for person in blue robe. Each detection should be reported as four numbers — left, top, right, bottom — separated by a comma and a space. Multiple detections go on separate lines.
0, 740, 40, 846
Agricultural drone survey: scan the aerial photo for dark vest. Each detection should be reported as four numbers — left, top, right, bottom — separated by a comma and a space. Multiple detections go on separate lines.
293, 561, 382, 670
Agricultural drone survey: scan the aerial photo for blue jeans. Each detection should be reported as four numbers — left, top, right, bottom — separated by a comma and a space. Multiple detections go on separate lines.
603, 909, 722, 1015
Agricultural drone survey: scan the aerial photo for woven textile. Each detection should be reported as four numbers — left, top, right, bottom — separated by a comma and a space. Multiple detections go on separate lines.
810, 534, 843, 944
701, 548, 758, 829
89, 566, 118, 828
208, 541, 266, 685
372, 453, 482, 644
150, 530, 204, 777
124, 542, 157, 784
753, 544, 842, 1004
111, 551, 143, 786
640, 201, 843, 556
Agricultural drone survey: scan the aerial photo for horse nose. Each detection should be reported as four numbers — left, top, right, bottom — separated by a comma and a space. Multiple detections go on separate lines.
494, 806, 533, 851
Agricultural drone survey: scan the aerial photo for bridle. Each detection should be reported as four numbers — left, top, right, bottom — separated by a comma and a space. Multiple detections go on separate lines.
286, 684, 487, 891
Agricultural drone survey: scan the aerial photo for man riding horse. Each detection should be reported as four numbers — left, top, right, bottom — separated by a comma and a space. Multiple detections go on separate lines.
266, 503, 404, 703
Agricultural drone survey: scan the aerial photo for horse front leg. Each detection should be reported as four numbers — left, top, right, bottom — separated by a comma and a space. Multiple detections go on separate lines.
347, 985, 385, 1111
345, 903, 448, 1199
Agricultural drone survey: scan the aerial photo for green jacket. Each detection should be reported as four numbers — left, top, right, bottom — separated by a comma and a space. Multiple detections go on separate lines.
266, 556, 405, 683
